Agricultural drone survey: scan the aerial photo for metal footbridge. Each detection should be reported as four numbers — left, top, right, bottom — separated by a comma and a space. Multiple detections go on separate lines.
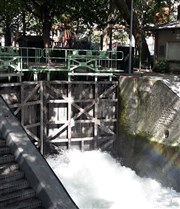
0, 46, 124, 81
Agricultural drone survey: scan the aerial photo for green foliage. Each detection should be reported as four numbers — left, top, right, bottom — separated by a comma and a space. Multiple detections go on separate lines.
0, 0, 22, 24
153, 60, 170, 73
0, 0, 179, 48
0, 0, 23, 44
134, 0, 179, 27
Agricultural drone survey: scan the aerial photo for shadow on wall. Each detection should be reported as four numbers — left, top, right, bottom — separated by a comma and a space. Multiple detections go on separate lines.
113, 132, 180, 192
113, 76, 180, 192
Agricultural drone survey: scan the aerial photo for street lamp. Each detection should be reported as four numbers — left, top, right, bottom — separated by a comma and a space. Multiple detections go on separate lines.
128, 0, 134, 75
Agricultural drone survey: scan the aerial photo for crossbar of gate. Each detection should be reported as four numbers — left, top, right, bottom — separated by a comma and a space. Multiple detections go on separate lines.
45, 81, 118, 150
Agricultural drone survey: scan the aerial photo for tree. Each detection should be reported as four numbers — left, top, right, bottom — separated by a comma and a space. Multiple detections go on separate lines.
1, 0, 178, 57
21, 0, 71, 47
154, 0, 179, 24
0, 0, 22, 46
66, 0, 115, 50
112, 0, 151, 66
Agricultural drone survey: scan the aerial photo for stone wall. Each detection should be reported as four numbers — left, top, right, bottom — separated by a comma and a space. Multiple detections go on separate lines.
113, 75, 180, 191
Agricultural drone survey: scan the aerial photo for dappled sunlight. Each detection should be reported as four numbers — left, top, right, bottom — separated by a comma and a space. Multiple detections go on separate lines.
23, 153, 38, 162
119, 76, 180, 147
162, 76, 180, 97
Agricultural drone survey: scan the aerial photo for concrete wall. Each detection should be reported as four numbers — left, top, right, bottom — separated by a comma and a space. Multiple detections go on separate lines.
0, 96, 78, 209
113, 75, 180, 191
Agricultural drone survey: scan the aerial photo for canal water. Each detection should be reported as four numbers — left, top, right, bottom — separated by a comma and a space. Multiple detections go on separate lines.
46, 150, 180, 209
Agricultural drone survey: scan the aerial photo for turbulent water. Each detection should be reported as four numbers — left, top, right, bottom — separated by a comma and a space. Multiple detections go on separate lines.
46, 150, 180, 209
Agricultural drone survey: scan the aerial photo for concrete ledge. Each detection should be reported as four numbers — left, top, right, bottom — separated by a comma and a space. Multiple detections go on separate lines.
114, 75, 180, 191
0, 97, 78, 209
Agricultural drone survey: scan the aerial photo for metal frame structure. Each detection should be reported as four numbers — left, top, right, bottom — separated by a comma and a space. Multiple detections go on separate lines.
0, 80, 118, 154
0, 46, 120, 154
0, 46, 124, 81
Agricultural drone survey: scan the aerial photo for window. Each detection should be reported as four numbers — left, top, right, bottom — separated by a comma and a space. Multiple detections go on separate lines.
166, 42, 180, 61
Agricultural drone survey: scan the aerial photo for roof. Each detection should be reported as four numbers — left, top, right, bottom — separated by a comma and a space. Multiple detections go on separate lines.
147, 20, 180, 31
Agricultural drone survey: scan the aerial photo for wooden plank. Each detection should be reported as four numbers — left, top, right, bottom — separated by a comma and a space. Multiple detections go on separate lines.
68, 83, 72, 149
49, 80, 118, 85
40, 81, 44, 154
51, 137, 94, 143
51, 136, 115, 143
47, 102, 95, 140
24, 128, 40, 142
46, 83, 67, 100
43, 83, 48, 145
20, 83, 24, 127
99, 83, 118, 99
0, 83, 21, 87
9, 100, 41, 108
47, 99, 118, 103
0, 73, 24, 77
98, 139, 115, 151
94, 82, 98, 148
14, 83, 40, 115
22, 81, 40, 85
68, 72, 113, 76
25, 122, 41, 128
48, 99, 68, 103
47, 119, 117, 124
81, 140, 84, 151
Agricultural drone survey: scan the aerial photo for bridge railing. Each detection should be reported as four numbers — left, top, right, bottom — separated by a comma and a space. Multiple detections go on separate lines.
18, 47, 43, 71
0, 46, 124, 74
0, 46, 21, 72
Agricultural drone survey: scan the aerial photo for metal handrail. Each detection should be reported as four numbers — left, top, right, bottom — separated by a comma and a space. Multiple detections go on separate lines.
0, 46, 124, 74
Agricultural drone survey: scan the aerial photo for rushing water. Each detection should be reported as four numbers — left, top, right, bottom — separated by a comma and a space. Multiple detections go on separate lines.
46, 150, 180, 209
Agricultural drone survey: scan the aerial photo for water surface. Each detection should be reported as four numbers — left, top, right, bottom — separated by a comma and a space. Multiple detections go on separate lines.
47, 150, 180, 209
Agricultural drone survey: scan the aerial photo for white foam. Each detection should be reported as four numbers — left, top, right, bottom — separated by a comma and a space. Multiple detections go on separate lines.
47, 150, 180, 209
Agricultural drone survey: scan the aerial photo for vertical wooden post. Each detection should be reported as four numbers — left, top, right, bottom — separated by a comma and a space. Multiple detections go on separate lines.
34, 72, 38, 81
47, 72, 50, 81
115, 81, 119, 141
40, 81, 44, 154
94, 82, 98, 149
81, 140, 84, 151
68, 82, 72, 149
20, 82, 24, 127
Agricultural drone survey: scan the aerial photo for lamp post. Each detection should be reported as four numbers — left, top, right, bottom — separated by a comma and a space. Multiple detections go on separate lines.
128, 0, 134, 75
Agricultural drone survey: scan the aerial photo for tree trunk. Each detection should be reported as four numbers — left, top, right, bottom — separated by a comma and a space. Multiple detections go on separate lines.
102, 26, 109, 50
42, 18, 52, 48
42, 6, 52, 48
4, 19, 12, 46
102, 0, 114, 51
22, 11, 26, 36
113, 0, 150, 65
